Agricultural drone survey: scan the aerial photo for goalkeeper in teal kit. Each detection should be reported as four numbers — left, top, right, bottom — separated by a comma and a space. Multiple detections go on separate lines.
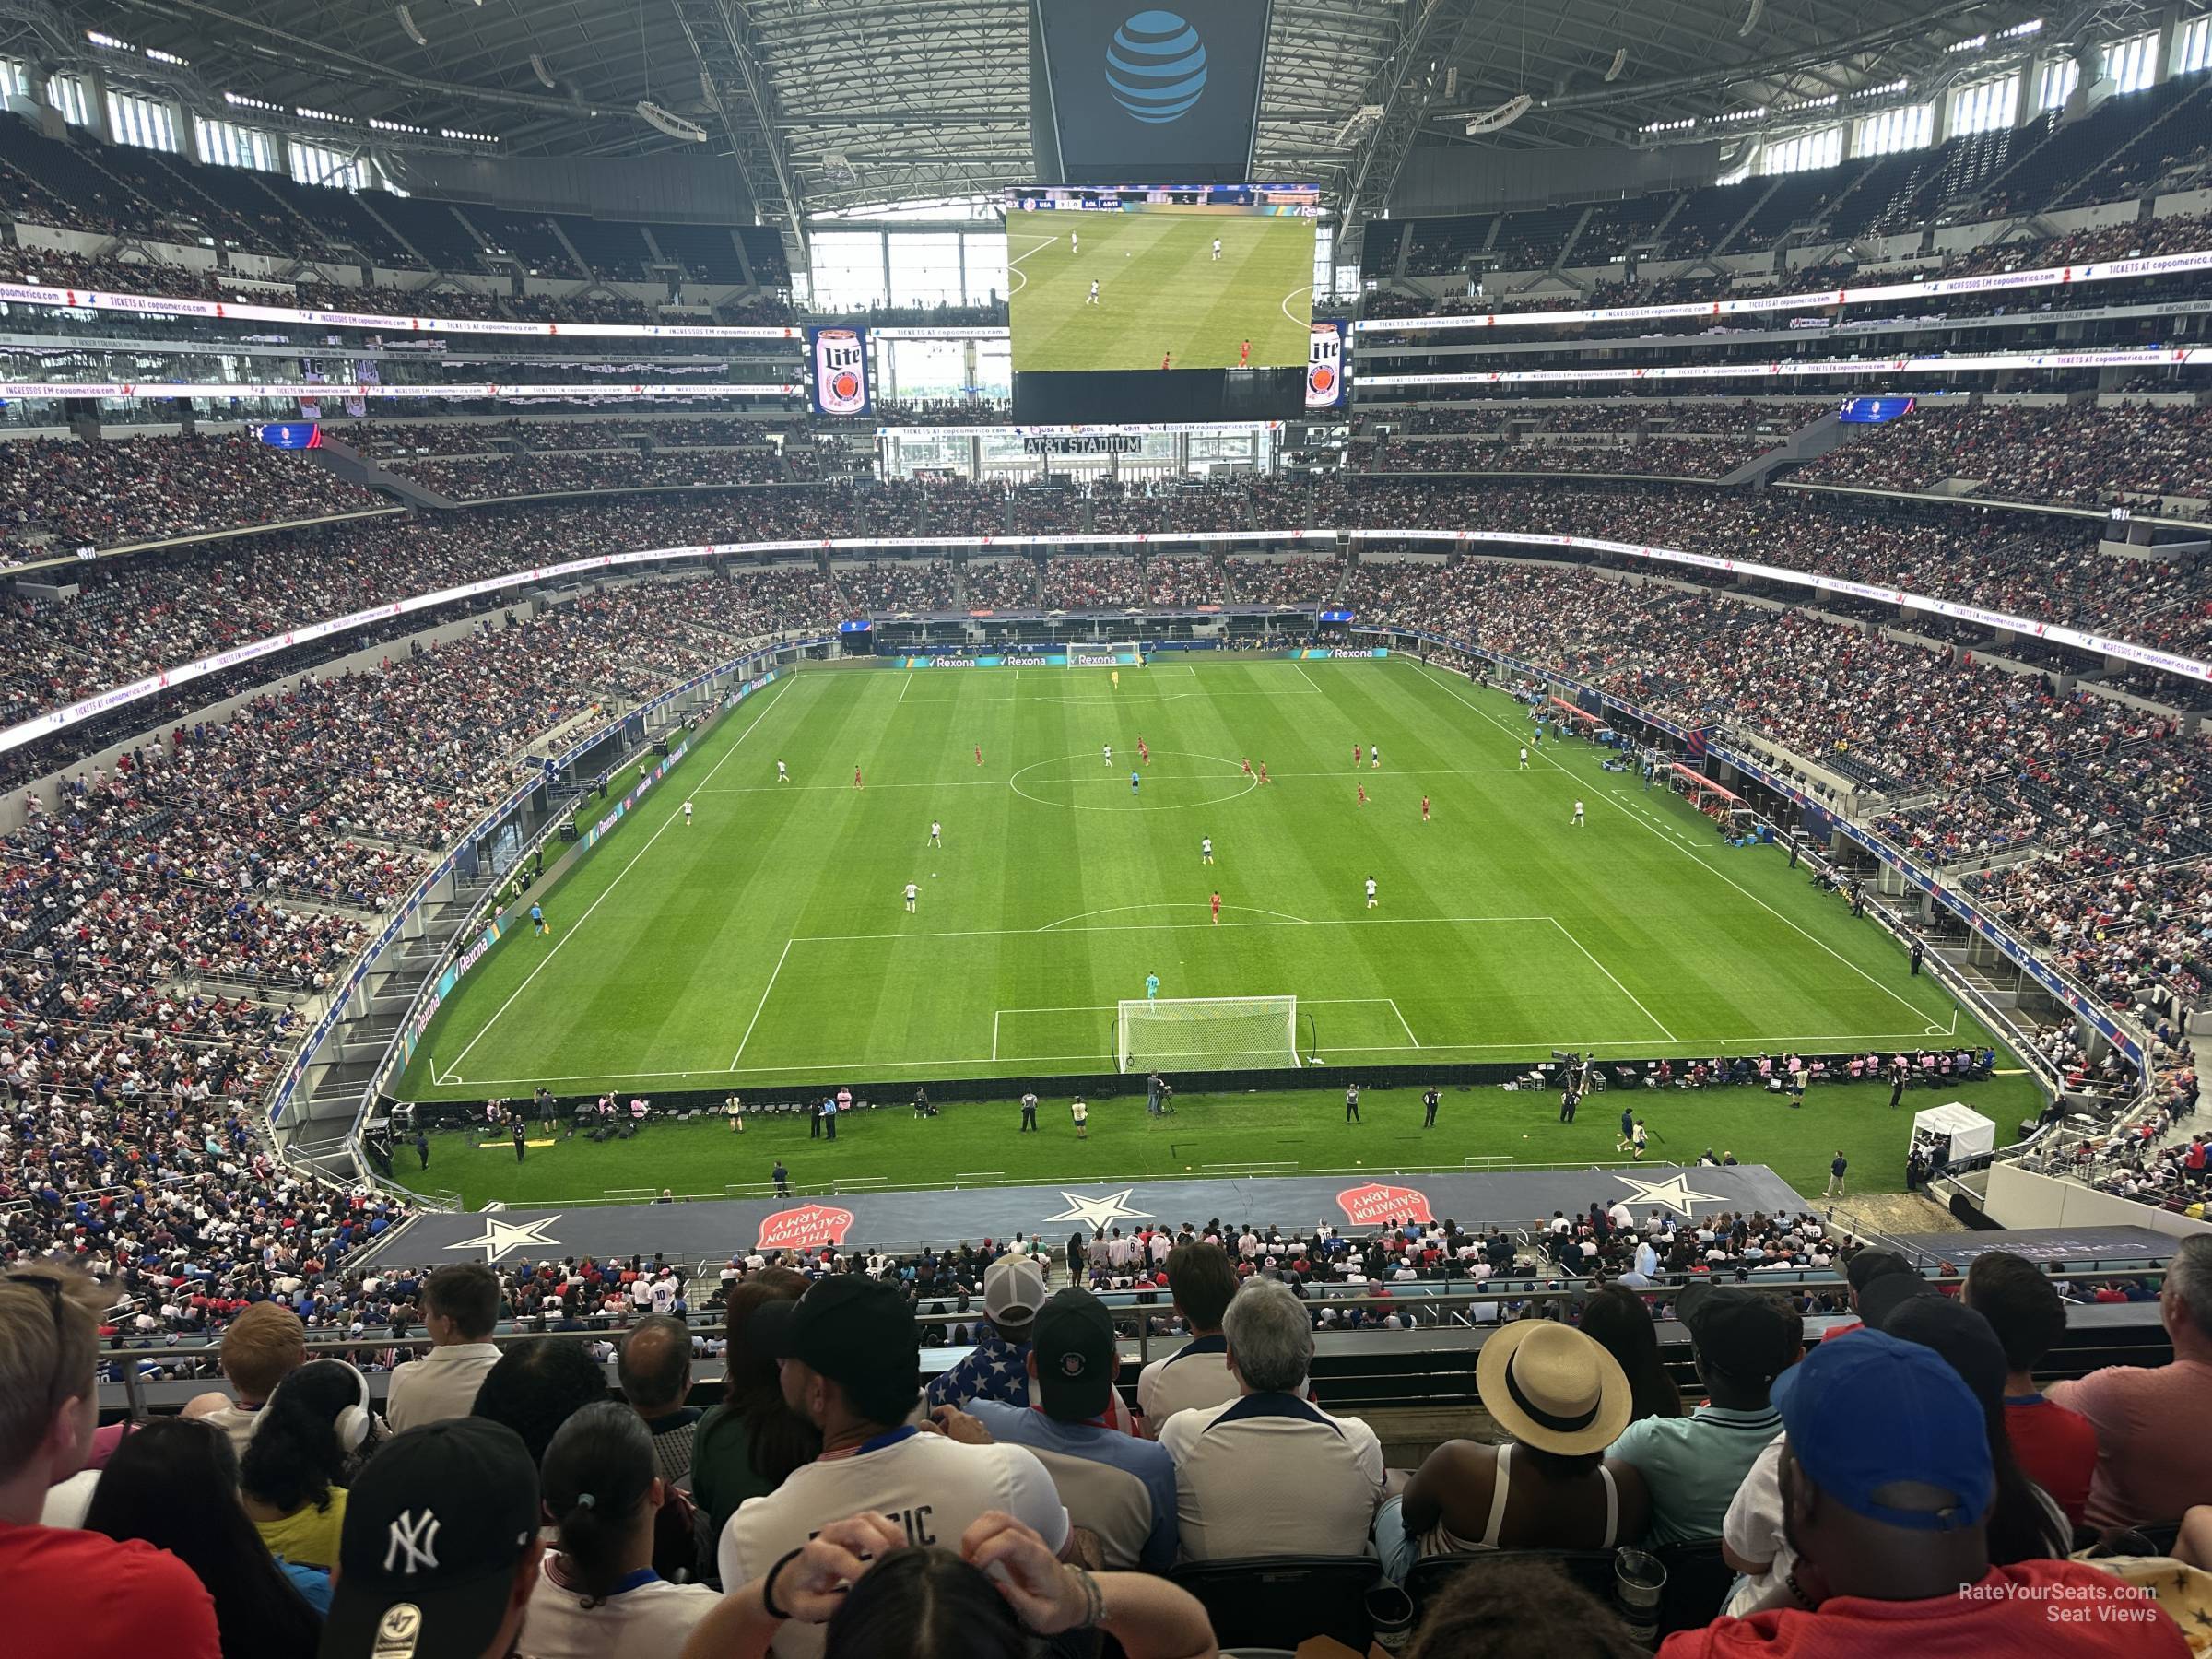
1145, 972, 1160, 1002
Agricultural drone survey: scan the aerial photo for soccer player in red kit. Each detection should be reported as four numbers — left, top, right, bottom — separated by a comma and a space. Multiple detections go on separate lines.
1239, 339, 1251, 366
1421, 794, 1431, 822
1161, 350, 1172, 371
1210, 891, 1221, 924
1137, 737, 1149, 765
1357, 783, 1368, 808
1353, 744, 1362, 767
1258, 762, 1270, 784
974, 745, 982, 766
853, 766, 863, 789
1241, 758, 1253, 775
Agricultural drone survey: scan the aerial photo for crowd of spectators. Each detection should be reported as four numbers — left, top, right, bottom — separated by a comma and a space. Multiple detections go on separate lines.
1042, 557, 1147, 608
962, 557, 1038, 608
0, 436, 383, 559
828, 559, 956, 615
1227, 555, 1341, 604
1795, 401, 2212, 510
6, 1222, 2206, 1656
1145, 557, 1221, 606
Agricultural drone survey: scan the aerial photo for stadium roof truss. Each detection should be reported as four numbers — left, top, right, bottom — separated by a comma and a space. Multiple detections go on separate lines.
60, 0, 2204, 222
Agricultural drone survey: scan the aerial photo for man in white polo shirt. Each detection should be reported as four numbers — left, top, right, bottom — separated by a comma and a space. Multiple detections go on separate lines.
1136, 1241, 1243, 1434
1156, 1277, 1383, 1560
717, 1277, 1071, 1658
384, 1262, 504, 1431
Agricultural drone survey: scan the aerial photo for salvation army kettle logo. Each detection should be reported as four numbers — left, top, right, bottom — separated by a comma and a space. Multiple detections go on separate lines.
1106, 10, 1207, 124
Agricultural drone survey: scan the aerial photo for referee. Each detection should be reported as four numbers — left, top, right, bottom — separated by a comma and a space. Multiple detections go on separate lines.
1422, 1086, 1441, 1129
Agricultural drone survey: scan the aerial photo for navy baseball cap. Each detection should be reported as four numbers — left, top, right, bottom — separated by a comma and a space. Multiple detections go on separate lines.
321, 1418, 539, 1659
752, 1275, 916, 1390
1771, 1327, 1993, 1532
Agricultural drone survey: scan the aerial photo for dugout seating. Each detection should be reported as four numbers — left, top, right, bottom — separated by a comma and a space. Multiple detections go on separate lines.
1169, 1556, 1382, 1652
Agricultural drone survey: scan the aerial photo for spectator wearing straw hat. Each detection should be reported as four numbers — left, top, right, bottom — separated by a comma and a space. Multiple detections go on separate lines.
1376, 1318, 1645, 1579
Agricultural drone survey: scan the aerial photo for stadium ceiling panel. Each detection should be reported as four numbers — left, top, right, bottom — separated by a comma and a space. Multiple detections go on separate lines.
64, 0, 2192, 214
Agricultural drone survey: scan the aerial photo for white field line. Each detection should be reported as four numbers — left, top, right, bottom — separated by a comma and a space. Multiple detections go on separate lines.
730, 937, 794, 1069
1547, 917, 1678, 1042
442, 677, 794, 1072
1406, 660, 1936, 1027
1388, 998, 1421, 1047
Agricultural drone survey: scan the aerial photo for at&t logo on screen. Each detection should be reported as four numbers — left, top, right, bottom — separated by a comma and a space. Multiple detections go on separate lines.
1106, 10, 1207, 124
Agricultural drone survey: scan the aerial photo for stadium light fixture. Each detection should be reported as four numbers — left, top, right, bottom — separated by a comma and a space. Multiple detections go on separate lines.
534, 54, 559, 89
1605, 48, 1628, 83
396, 6, 428, 48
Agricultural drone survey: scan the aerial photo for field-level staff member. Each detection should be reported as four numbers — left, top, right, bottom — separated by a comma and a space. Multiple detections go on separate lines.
1019, 1091, 1039, 1132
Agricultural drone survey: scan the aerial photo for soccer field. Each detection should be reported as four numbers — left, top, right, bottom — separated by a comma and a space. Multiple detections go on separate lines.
399, 657, 2005, 1114
1006, 209, 1313, 371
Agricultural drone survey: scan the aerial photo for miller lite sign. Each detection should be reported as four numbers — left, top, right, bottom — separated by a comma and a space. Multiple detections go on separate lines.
807, 325, 872, 417
1305, 319, 1346, 411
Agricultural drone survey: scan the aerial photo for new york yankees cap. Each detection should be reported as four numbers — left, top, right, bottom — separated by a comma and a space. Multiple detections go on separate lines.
322, 1418, 542, 1659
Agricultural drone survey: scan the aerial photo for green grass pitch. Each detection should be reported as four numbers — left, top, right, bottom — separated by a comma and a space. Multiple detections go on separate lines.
397, 658, 2040, 1201
1005, 208, 1313, 371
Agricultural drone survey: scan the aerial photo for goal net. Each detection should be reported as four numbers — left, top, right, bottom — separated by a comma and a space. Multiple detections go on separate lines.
1117, 996, 1300, 1073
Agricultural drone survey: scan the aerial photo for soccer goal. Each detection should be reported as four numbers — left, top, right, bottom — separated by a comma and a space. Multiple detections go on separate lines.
1117, 996, 1300, 1073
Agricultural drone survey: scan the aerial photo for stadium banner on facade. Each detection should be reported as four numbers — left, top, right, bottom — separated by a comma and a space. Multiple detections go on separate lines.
1288, 647, 1387, 659
1353, 345, 2205, 391
1069, 650, 1141, 666
1024, 433, 1143, 455
893, 653, 1069, 667
1032, 0, 1274, 182
0, 278, 800, 339
0, 379, 802, 402
1305, 319, 1347, 411
880, 419, 1280, 439
807, 325, 873, 417
1346, 248, 2212, 335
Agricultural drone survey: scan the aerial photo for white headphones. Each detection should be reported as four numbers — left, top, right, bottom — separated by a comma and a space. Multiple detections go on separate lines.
330, 1359, 376, 1453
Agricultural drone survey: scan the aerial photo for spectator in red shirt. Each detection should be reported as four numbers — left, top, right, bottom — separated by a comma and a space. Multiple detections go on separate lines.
1661, 1329, 2187, 1658
0, 1264, 221, 1659
1961, 1252, 2100, 1530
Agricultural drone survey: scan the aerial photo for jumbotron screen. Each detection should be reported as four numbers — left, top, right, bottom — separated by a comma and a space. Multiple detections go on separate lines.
1006, 182, 1317, 424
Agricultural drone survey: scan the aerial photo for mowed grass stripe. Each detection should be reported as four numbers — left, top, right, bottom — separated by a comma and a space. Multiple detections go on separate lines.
401, 660, 1994, 1099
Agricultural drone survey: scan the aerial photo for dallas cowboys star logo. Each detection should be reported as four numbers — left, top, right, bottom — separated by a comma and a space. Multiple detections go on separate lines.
1611, 1171, 1724, 1218
444, 1213, 563, 1263
1042, 1188, 1153, 1230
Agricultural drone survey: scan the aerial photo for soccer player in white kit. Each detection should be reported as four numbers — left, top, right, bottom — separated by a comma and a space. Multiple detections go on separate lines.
1572, 800, 1586, 827
1087, 279, 1100, 305
683, 798, 693, 827
1201, 835, 1213, 865
1519, 745, 1529, 770
904, 881, 919, 913
1365, 876, 1378, 910
1102, 744, 1112, 766
1211, 237, 1221, 260
1370, 744, 1381, 770
928, 819, 942, 847
1070, 229, 1078, 255
776, 759, 789, 783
